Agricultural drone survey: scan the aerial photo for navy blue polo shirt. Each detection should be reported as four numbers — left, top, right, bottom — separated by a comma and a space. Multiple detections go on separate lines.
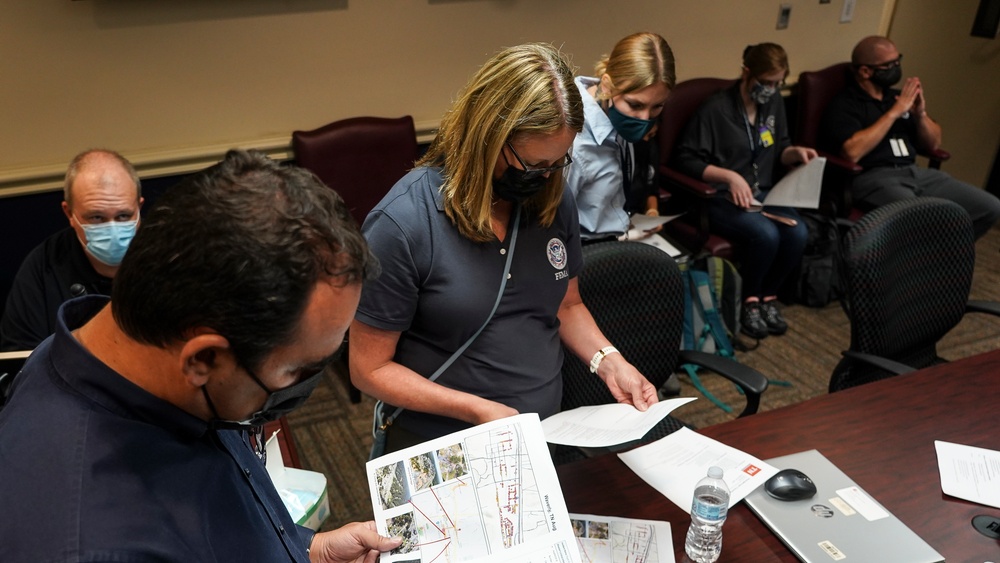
0, 296, 312, 562
356, 167, 583, 440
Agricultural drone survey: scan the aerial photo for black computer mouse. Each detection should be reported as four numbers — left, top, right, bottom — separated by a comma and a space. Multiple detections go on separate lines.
764, 468, 817, 501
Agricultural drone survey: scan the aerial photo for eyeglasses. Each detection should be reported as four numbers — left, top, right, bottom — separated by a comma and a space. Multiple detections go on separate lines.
864, 54, 903, 70
505, 142, 573, 180
754, 77, 785, 89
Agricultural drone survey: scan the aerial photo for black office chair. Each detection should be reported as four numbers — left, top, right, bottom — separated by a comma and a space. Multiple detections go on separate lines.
830, 198, 1000, 391
555, 241, 768, 464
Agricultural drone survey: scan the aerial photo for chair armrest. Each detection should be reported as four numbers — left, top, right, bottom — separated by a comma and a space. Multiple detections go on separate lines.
840, 350, 916, 376
921, 147, 951, 169
967, 300, 1000, 316
816, 149, 863, 174
677, 349, 768, 417
660, 166, 717, 198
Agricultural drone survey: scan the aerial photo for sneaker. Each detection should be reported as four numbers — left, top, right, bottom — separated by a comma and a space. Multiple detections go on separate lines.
760, 300, 788, 335
740, 301, 769, 339
659, 373, 681, 397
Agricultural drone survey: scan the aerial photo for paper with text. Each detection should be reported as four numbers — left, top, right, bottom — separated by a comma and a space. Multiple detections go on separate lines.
366, 413, 581, 563
618, 427, 778, 513
541, 398, 696, 447
570, 513, 675, 563
934, 440, 1000, 509
762, 156, 826, 209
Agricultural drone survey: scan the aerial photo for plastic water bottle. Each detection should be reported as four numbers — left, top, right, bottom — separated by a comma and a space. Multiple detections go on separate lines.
684, 466, 730, 563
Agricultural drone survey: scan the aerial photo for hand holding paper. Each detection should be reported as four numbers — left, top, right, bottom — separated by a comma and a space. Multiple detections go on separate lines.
541, 397, 696, 447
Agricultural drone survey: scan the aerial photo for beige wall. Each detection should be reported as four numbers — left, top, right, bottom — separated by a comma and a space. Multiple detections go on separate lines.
2, 0, 894, 195
888, 0, 1000, 187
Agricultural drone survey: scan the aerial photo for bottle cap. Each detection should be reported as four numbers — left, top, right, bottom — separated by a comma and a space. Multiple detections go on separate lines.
708, 466, 724, 479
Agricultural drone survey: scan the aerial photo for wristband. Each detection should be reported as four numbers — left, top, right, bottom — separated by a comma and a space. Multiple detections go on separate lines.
589, 346, 620, 373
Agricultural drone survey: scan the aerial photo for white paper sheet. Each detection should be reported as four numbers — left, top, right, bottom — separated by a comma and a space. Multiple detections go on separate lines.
762, 156, 826, 209
934, 440, 1000, 509
541, 397, 696, 447
617, 427, 778, 513
366, 413, 582, 563
628, 212, 683, 233
569, 513, 674, 563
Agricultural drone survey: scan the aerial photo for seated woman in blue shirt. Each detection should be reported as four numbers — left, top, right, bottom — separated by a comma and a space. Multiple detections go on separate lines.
563, 32, 675, 243
673, 43, 816, 339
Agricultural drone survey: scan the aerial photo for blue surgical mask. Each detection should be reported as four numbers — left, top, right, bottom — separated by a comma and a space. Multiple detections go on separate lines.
75, 216, 138, 266
607, 103, 656, 143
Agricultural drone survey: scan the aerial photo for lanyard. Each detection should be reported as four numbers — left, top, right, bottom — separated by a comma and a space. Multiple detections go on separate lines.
738, 95, 763, 193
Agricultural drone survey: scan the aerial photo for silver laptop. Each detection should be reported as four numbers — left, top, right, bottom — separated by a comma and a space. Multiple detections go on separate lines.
744, 449, 943, 563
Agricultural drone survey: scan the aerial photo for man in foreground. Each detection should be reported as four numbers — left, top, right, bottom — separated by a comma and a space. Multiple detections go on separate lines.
0, 149, 400, 562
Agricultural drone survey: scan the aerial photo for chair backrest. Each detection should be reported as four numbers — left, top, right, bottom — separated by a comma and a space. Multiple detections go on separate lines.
561, 241, 684, 409
292, 116, 419, 227
656, 77, 735, 166
795, 62, 851, 149
834, 198, 975, 390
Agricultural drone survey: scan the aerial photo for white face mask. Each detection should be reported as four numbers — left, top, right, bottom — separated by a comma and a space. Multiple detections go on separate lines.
74, 215, 138, 266
749, 81, 778, 105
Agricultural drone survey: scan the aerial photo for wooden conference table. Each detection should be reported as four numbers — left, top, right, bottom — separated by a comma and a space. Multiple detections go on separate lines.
557, 349, 1000, 562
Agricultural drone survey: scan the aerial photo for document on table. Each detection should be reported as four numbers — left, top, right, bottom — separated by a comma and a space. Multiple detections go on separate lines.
541, 397, 696, 447
762, 156, 826, 209
366, 413, 582, 563
618, 427, 779, 513
934, 440, 1000, 508
570, 513, 674, 563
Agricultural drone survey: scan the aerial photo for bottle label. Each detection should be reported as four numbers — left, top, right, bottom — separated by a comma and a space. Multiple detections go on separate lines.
692, 497, 728, 521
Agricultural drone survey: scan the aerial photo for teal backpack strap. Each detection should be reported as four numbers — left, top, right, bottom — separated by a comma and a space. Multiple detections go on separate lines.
680, 268, 735, 413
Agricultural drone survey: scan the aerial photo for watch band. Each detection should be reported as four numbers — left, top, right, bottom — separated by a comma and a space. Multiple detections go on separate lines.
589, 345, 620, 373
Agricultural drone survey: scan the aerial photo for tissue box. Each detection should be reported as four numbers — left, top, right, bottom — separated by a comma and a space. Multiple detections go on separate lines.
265, 431, 330, 531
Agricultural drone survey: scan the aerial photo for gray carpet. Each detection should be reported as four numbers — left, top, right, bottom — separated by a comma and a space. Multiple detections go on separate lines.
286, 225, 1000, 531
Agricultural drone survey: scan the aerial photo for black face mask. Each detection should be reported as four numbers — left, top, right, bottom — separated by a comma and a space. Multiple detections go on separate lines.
492, 166, 549, 203
203, 365, 324, 430
869, 65, 902, 89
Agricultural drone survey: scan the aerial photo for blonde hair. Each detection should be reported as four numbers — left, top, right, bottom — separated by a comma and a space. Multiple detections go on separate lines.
418, 43, 584, 242
742, 43, 789, 78
595, 32, 676, 100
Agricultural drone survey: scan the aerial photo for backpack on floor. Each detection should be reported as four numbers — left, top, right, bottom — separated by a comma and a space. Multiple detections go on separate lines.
678, 256, 743, 412
793, 210, 845, 307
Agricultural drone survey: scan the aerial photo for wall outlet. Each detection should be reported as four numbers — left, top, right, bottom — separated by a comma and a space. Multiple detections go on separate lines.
840, 0, 856, 22
777, 3, 792, 29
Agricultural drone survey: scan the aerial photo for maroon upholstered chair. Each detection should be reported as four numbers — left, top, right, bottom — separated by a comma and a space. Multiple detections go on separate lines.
655, 77, 736, 259
292, 115, 419, 227
292, 116, 419, 403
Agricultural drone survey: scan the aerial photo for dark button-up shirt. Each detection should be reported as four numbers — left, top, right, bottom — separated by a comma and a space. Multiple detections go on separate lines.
672, 82, 791, 196
0, 296, 313, 562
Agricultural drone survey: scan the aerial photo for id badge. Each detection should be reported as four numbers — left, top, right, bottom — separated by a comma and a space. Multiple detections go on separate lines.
758, 126, 774, 148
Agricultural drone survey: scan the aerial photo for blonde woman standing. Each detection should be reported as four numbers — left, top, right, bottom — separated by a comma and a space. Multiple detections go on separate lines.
351, 43, 658, 453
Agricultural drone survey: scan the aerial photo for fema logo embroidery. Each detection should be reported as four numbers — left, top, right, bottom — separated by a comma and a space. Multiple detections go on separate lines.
765, 115, 777, 130
547, 238, 567, 269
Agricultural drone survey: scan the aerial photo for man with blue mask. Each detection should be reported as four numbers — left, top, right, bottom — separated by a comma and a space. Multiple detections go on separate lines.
0, 149, 401, 561
821, 35, 1000, 240
1, 149, 143, 351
